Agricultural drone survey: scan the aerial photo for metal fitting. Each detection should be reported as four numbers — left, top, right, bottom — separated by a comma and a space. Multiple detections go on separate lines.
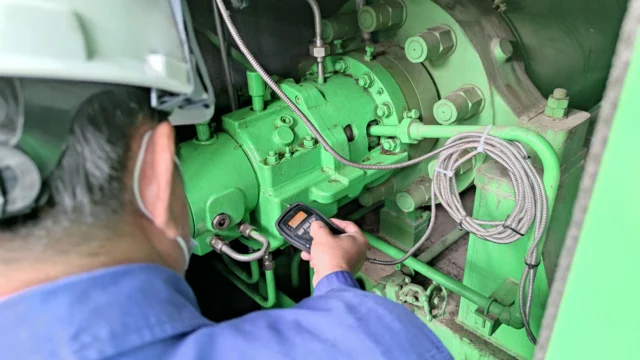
212, 213, 231, 230
263, 253, 275, 270
403, 109, 420, 119
364, 44, 375, 62
544, 88, 570, 119
382, 138, 401, 152
267, 150, 280, 164
303, 135, 316, 148
284, 146, 293, 158
238, 222, 255, 238
405, 25, 456, 63
376, 102, 393, 118
358, 0, 406, 33
321, 12, 359, 42
335, 59, 349, 72
358, 73, 375, 88
433, 86, 485, 125
209, 236, 226, 253
309, 44, 330, 58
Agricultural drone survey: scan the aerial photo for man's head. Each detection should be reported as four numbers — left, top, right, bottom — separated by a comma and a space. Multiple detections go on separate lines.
0, 83, 193, 291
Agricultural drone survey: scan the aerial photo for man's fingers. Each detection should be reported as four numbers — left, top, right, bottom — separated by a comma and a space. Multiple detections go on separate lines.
310, 221, 331, 238
301, 251, 311, 261
330, 218, 361, 233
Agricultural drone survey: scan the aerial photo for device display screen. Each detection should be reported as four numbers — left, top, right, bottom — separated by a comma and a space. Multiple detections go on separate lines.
288, 211, 308, 228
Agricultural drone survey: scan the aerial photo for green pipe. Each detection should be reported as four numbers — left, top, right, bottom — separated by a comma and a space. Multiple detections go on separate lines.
197, 28, 254, 71
369, 124, 560, 206
365, 232, 523, 329
213, 259, 277, 308
291, 251, 303, 288
222, 254, 260, 284
417, 228, 468, 263
195, 123, 211, 142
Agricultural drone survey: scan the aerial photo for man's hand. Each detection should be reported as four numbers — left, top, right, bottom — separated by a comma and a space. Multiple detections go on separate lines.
300, 218, 368, 286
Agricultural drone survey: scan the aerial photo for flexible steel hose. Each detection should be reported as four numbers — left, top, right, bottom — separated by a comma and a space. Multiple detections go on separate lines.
215, 0, 544, 341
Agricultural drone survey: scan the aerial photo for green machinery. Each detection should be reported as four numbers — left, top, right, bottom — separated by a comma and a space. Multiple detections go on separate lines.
179, 0, 627, 358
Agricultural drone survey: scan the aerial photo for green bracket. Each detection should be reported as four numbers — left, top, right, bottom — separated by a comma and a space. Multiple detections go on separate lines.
474, 279, 519, 336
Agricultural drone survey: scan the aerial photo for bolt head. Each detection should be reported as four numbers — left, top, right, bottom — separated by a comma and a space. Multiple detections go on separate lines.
460, 87, 484, 114
545, 106, 568, 119
358, 73, 375, 88
547, 96, 569, 109
403, 109, 420, 119
376, 103, 393, 118
303, 136, 316, 148
335, 59, 349, 72
433, 100, 458, 125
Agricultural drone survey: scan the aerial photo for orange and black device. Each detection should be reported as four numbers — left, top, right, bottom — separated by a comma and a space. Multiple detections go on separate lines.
275, 203, 344, 252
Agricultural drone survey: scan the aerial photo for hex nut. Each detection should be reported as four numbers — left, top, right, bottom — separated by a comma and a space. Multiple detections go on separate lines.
460, 87, 484, 115
376, 103, 393, 118
212, 213, 231, 230
309, 44, 330, 58
405, 25, 456, 63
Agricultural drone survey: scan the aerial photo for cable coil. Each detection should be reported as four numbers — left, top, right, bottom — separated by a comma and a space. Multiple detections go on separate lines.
214, 0, 545, 343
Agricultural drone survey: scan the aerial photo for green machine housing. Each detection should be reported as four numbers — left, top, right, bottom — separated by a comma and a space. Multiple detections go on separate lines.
179, 0, 628, 358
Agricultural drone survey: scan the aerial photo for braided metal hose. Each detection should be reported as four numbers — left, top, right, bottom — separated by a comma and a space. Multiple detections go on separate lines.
214, 0, 545, 342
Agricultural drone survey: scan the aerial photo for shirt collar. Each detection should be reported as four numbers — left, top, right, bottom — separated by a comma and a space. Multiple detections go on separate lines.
0, 263, 212, 360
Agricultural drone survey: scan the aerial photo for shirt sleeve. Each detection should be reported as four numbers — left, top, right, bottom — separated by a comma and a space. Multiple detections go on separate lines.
312, 270, 360, 296
166, 273, 453, 360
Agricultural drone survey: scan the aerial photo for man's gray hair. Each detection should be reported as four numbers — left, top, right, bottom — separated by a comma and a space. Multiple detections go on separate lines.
43, 87, 159, 225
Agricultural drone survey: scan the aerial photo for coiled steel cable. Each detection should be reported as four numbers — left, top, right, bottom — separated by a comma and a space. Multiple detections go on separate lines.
214, 0, 545, 342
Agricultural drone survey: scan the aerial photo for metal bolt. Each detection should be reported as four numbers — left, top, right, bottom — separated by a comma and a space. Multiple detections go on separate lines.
382, 138, 400, 152
405, 25, 456, 63
553, 88, 568, 99
335, 59, 349, 73
545, 88, 570, 119
303, 135, 316, 148
267, 150, 279, 164
433, 86, 484, 125
358, 73, 375, 88
284, 146, 293, 158
403, 109, 420, 119
376, 102, 393, 118
376, 88, 384, 95
364, 44, 375, 62
212, 213, 231, 230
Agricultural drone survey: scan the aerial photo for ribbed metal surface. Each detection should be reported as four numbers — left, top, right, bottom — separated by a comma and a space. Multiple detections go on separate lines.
187, 0, 346, 108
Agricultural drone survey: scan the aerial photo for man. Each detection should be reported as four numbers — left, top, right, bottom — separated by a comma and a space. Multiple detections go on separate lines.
0, 84, 451, 359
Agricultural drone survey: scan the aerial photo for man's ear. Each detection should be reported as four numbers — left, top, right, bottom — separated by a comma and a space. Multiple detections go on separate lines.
138, 122, 176, 236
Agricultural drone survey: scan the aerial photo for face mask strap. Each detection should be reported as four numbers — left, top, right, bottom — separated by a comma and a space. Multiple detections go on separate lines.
132, 129, 192, 270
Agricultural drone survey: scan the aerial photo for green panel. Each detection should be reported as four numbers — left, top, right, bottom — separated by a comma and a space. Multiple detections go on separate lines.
544, 28, 640, 359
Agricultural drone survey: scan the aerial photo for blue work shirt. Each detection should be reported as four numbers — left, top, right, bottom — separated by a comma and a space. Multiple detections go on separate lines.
0, 263, 451, 360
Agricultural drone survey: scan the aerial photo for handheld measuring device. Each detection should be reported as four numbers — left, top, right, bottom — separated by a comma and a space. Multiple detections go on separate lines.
275, 202, 344, 252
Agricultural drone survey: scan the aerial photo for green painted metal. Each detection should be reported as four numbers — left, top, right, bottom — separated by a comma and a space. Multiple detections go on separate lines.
195, 123, 212, 142
417, 228, 468, 263
222, 255, 260, 284
544, 28, 640, 359
212, 259, 277, 308
357, 0, 406, 33
379, 202, 431, 250
179, 132, 259, 254
178, 1, 616, 357
498, 0, 628, 110
365, 232, 524, 329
